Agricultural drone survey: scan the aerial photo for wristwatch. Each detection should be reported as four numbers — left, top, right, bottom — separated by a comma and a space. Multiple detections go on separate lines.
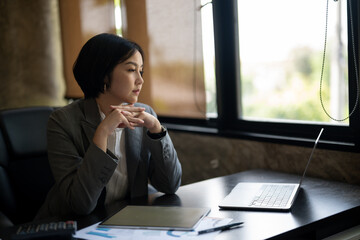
147, 125, 167, 139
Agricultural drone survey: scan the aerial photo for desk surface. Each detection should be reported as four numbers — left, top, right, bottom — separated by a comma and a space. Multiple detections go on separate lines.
149, 169, 360, 240
160, 170, 360, 240
77, 169, 360, 240
2, 169, 360, 240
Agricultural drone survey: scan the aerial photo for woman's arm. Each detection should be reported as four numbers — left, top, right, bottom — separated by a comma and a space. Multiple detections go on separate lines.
141, 105, 182, 194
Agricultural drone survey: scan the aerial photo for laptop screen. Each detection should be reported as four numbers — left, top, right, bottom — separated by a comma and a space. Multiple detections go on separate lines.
299, 128, 324, 185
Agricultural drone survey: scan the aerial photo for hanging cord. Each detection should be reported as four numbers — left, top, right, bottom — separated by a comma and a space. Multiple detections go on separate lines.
320, 0, 359, 121
192, 1, 212, 115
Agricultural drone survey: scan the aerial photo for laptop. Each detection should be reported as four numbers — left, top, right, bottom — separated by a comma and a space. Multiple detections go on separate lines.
219, 128, 324, 211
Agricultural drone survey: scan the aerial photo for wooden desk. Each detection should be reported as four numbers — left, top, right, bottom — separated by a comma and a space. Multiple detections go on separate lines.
1, 169, 360, 240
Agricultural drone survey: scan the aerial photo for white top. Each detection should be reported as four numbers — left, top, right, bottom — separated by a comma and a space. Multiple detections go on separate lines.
98, 109, 129, 205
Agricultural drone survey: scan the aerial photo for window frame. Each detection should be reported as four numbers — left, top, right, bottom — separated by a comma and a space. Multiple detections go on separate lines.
159, 0, 360, 152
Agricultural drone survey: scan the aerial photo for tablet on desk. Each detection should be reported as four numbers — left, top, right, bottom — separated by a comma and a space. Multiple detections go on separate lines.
99, 205, 211, 231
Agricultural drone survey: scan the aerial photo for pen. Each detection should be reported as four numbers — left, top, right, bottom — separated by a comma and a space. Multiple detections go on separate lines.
197, 221, 244, 234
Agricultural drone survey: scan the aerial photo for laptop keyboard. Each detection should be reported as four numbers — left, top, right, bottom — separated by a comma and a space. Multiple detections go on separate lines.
250, 184, 295, 207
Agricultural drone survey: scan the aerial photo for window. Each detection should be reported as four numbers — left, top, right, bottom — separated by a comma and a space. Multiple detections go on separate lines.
117, 0, 217, 119
120, 0, 360, 152
211, 0, 360, 151
200, 0, 217, 117
238, 0, 348, 125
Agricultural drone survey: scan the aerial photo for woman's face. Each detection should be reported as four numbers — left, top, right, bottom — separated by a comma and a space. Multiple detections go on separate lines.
107, 50, 144, 104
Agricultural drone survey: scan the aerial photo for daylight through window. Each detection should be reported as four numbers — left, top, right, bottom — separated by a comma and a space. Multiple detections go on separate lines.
238, 0, 348, 125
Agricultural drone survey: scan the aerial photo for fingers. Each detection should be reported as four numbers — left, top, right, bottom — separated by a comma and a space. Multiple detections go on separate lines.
121, 111, 145, 127
117, 110, 134, 130
107, 109, 145, 130
112, 105, 146, 128
110, 104, 145, 113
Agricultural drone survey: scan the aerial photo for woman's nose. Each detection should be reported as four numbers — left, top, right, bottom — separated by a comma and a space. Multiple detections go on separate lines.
136, 72, 144, 85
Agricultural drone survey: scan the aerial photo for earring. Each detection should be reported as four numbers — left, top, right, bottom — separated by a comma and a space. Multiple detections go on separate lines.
104, 75, 110, 92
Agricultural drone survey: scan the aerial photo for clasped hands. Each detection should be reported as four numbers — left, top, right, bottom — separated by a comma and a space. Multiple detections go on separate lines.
100, 104, 162, 135
94, 104, 162, 152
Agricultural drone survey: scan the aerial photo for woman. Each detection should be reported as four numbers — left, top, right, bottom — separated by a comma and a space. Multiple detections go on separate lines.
36, 33, 182, 220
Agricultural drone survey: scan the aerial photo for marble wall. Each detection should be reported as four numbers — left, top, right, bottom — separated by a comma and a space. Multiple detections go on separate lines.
169, 131, 360, 186
0, 0, 66, 110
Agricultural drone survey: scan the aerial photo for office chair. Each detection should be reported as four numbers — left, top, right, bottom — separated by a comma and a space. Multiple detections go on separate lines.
0, 107, 55, 226
0, 127, 14, 227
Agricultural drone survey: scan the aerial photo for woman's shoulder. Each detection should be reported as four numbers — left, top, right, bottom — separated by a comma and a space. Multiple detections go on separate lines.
51, 99, 87, 122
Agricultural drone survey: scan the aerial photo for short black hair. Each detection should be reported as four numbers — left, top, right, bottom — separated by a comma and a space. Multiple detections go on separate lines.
73, 33, 144, 99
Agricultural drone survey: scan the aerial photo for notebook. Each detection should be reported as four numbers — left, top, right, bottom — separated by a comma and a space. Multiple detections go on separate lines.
99, 205, 211, 231
219, 128, 324, 211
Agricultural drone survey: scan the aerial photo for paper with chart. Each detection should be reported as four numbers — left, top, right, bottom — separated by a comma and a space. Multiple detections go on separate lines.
74, 216, 234, 240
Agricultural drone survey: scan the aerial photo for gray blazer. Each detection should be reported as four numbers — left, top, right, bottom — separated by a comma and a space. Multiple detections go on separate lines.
35, 98, 182, 220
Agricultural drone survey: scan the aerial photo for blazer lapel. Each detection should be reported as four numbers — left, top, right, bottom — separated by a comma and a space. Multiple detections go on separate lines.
81, 98, 101, 146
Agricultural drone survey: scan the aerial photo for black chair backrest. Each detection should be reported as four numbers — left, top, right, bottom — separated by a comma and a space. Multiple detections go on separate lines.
0, 129, 16, 219
0, 107, 55, 225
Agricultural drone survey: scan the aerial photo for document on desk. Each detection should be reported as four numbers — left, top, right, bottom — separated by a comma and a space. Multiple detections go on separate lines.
99, 206, 211, 231
74, 216, 233, 240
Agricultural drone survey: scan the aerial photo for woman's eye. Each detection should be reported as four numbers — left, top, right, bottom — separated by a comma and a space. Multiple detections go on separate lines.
140, 71, 144, 76
128, 69, 135, 72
